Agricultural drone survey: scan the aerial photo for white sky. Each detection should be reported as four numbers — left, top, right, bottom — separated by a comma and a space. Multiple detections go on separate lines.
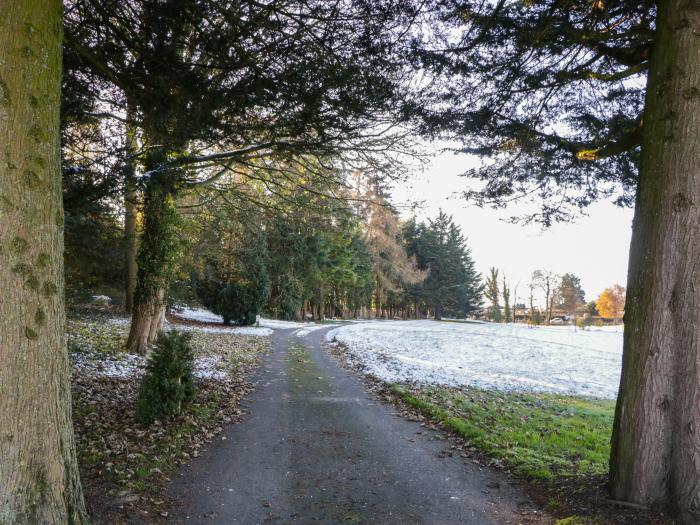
392, 148, 634, 307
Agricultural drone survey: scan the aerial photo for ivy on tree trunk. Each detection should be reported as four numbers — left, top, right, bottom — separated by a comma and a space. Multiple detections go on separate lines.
127, 147, 183, 355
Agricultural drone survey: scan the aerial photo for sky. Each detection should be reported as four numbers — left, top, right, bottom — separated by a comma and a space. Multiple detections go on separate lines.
391, 148, 635, 307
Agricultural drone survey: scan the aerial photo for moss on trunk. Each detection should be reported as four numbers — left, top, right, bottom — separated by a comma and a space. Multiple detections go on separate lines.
0, 1, 88, 522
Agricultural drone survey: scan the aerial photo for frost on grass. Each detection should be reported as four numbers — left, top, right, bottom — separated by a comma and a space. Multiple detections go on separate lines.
69, 316, 265, 381
293, 324, 339, 337
68, 312, 268, 517
327, 320, 623, 399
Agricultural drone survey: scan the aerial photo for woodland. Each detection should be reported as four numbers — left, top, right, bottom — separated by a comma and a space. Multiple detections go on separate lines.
2, 1, 699, 524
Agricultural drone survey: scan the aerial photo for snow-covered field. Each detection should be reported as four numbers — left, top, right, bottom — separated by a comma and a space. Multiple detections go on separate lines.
326, 320, 623, 399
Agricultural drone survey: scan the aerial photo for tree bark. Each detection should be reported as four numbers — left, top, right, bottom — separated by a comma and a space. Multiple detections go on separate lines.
0, 1, 88, 522
375, 285, 381, 319
610, 3, 700, 521
123, 105, 139, 314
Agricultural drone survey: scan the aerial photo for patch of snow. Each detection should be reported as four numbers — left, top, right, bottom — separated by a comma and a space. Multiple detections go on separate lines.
326, 320, 623, 399
71, 352, 145, 379
293, 324, 339, 337
171, 306, 224, 324
257, 318, 310, 329
176, 324, 273, 337
193, 356, 228, 380
72, 351, 232, 381
106, 317, 131, 326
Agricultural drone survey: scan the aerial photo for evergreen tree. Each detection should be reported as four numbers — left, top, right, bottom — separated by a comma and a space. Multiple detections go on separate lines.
484, 267, 501, 322
405, 212, 483, 320
135, 330, 196, 425
193, 212, 270, 326
416, 3, 700, 512
417, 0, 651, 224
502, 276, 511, 324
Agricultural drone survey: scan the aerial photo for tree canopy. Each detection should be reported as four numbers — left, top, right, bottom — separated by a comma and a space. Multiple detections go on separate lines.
415, 0, 655, 224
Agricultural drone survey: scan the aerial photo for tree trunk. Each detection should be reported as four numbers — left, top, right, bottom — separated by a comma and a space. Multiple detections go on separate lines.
126, 156, 180, 355
610, 3, 700, 521
0, 2, 88, 522
123, 105, 139, 314
375, 285, 381, 319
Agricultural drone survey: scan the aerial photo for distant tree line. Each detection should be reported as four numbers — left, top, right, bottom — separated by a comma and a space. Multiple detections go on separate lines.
483, 268, 625, 327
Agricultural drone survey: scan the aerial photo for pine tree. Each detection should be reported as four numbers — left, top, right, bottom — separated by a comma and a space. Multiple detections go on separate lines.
557, 273, 586, 323
135, 330, 196, 425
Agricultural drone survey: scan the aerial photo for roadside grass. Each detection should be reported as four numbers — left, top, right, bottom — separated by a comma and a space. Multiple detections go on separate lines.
388, 384, 615, 481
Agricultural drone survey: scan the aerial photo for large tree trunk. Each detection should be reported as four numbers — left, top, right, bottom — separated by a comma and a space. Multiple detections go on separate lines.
126, 159, 180, 355
123, 105, 139, 314
610, 3, 700, 521
0, 2, 88, 522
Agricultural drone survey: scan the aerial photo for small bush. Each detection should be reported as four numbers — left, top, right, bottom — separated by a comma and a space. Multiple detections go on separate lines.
135, 330, 196, 425
195, 254, 270, 326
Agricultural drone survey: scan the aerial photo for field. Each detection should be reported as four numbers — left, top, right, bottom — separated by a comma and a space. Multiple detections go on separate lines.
327, 320, 623, 399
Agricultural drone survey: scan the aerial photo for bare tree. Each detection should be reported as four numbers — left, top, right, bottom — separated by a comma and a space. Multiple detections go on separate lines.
532, 269, 560, 325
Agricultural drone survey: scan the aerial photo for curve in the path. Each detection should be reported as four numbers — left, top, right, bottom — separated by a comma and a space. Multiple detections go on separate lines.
169, 325, 539, 524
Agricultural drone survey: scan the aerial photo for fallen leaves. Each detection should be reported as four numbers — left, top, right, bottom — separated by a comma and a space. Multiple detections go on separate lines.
69, 312, 269, 524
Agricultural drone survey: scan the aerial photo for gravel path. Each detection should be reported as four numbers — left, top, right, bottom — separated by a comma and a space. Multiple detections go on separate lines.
169, 325, 541, 524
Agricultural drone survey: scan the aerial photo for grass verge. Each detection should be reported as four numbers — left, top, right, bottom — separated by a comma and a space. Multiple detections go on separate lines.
388, 384, 614, 481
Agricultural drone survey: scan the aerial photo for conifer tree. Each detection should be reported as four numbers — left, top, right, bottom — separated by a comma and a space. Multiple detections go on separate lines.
65, 0, 419, 352
405, 212, 483, 320
416, 2, 700, 514
502, 276, 511, 324
484, 267, 501, 322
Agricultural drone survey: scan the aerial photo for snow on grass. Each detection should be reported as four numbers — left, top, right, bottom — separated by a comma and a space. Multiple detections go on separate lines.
193, 356, 228, 380
175, 324, 273, 337
293, 324, 339, 337
258, 318, 311, 329
326, 320, 623, 399
171, 306, 223, 323
72, 351, 145, 379
73, 351, 233, 381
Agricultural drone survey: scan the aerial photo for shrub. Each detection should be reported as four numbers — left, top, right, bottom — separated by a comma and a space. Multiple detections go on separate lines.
218, 281, 262, 326
135, 330, 196, 425
195, 252, 270, 326
576, 316, 590, 330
